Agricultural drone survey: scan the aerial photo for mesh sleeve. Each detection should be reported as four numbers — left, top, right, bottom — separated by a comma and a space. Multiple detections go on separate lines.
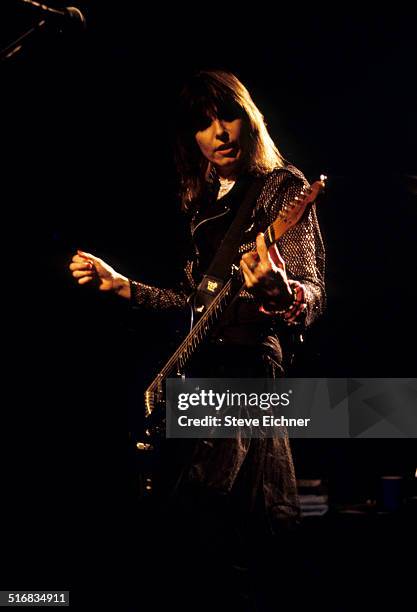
240, 168, 326, 327
129, 259, 196, 311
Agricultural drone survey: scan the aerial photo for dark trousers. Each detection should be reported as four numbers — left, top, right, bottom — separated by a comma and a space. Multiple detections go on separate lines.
132, 341, 297, 611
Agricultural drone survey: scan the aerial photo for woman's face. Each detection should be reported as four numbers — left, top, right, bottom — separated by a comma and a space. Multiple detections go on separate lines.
194, 117, 244, 178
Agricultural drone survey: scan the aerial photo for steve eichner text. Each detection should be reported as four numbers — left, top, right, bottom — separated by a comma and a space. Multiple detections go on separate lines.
177, 390, 292, 411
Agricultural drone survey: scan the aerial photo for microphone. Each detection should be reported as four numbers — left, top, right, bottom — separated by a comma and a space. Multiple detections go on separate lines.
0, 1, 86, 60
19, 1, 86, 28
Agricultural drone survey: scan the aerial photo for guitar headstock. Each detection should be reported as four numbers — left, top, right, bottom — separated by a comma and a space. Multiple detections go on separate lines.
270, 175, 327, 242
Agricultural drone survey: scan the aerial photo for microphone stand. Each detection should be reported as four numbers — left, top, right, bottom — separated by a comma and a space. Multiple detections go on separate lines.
0, 18, 48, 61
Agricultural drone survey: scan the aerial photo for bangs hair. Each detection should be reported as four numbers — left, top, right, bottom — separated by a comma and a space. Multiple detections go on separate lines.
180, 75, 245, 135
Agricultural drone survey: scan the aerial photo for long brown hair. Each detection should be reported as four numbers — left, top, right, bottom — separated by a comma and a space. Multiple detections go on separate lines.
175, 70, 285, 211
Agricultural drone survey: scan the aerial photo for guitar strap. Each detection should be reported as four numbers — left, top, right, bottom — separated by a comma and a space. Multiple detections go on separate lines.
195, 175, 266, 308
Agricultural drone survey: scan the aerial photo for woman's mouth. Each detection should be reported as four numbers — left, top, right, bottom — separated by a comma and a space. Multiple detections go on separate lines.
216, 144, 237, 156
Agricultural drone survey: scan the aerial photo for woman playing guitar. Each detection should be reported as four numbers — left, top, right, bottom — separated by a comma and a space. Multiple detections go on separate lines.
69, 70, 326, 611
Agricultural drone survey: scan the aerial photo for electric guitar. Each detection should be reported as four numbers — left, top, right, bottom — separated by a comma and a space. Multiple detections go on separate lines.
140, 175, 326, 443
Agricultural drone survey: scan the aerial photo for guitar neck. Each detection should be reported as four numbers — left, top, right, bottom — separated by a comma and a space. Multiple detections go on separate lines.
144, 276, 239, 414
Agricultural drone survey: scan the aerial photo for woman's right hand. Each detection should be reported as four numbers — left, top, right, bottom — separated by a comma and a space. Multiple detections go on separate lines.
69, 250, 131, 299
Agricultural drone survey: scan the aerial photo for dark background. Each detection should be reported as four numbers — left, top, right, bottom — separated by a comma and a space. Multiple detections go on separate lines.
1, 1, 416, 607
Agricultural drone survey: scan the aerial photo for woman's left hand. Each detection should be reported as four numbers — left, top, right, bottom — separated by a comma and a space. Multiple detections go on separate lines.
240, 233, 293, 311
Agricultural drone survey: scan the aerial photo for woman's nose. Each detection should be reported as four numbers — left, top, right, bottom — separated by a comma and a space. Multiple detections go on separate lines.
213, 119, 229, 141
